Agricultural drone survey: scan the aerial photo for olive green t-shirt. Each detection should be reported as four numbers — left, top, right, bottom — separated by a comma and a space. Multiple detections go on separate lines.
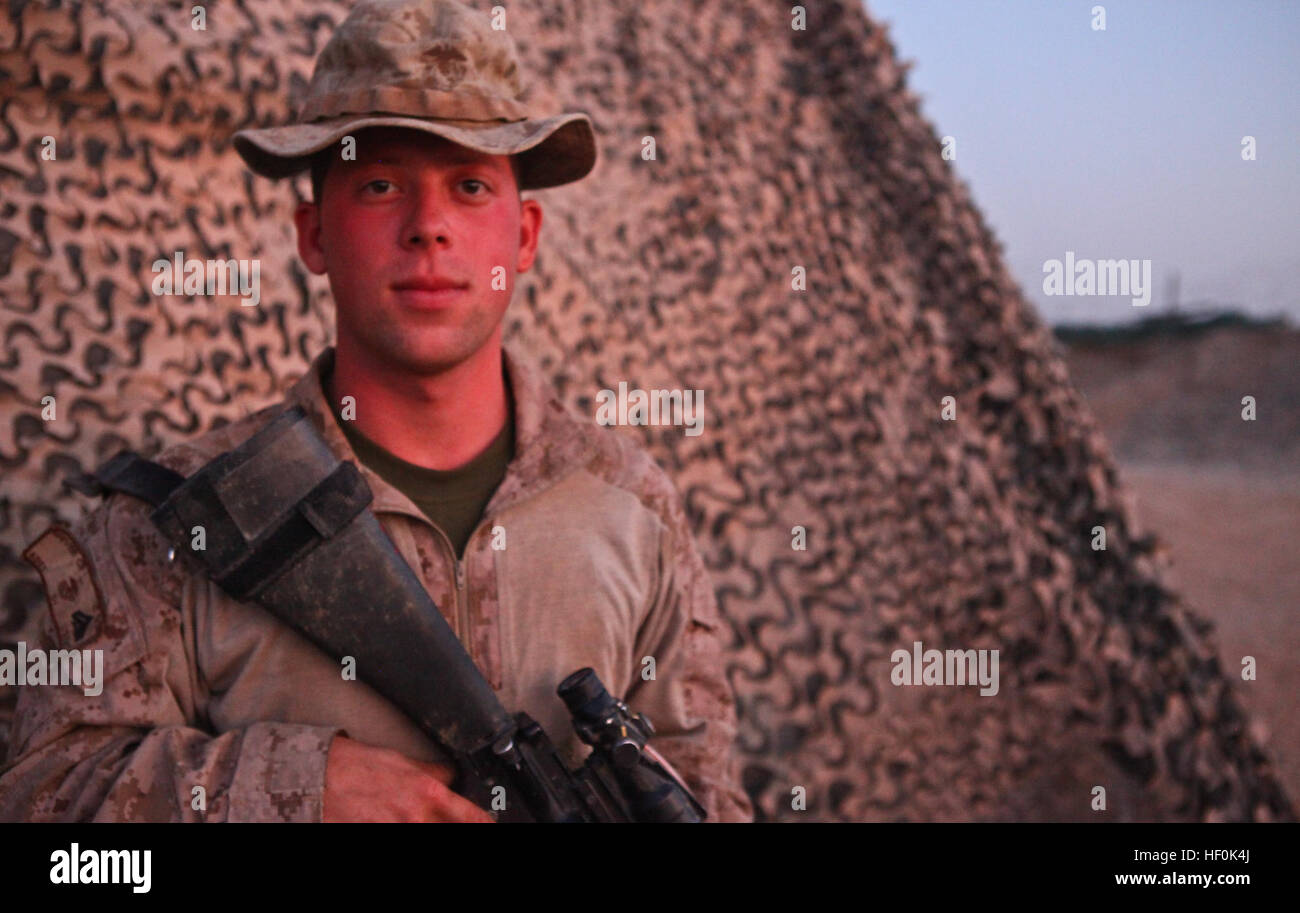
324, 365, 515, 560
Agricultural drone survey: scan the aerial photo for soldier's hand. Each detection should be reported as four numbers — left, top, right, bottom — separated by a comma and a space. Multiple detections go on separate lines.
322, 735, 495, 823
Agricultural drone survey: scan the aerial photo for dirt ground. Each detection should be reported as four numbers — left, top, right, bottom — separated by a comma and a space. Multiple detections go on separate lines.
1118, 461, 1299, 805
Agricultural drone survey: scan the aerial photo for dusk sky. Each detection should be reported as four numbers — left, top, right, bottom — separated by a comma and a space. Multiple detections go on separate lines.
864, 0, 1300, 326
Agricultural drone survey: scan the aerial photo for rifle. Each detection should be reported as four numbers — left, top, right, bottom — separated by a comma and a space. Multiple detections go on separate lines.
73, 404, 706, 822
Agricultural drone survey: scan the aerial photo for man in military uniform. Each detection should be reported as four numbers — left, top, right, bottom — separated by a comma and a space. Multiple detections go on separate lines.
0, 0, 753, 823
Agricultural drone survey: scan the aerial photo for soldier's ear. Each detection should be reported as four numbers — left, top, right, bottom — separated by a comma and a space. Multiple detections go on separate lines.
514, 198, 543, 274
293, 201, 328, 276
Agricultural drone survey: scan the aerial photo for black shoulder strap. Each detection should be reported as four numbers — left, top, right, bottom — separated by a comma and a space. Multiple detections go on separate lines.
62, 433, 369, 603
64, 450, 186, 507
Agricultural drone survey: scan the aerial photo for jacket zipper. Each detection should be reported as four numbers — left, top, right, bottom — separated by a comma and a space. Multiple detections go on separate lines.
422, 498, 530, 686
426, 522, 469, 641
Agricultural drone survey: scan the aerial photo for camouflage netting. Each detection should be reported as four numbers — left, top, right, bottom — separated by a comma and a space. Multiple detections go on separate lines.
0, 0, 1292, 821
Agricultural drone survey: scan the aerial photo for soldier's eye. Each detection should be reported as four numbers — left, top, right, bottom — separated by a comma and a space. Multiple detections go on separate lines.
364, 179, 394, 194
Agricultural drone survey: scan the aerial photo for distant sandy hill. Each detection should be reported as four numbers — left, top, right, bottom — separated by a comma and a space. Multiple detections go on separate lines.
1057, 310, 1299, 806
1055, 311, 1299, 471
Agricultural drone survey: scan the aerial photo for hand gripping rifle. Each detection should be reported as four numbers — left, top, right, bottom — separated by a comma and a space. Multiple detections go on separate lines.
69, 404, 705, 823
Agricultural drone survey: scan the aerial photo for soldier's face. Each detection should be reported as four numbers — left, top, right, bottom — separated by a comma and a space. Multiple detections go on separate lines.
294, 127, 541, 375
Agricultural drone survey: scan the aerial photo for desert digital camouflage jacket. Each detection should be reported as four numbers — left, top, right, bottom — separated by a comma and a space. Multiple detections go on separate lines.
0, 344, 754, 822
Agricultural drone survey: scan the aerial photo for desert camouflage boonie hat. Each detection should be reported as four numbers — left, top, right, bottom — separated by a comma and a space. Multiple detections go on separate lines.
233, 0, 597, 191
